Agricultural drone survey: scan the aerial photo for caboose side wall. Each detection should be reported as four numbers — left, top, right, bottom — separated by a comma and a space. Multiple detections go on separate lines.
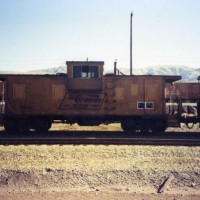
1, 74, 166, 120
103, 76, 165, 116
3, 75, 66, 116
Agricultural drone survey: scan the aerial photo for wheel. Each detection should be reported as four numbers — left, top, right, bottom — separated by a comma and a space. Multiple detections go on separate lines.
4, 120, 21, 133
151, 120, 166, 133
34, 120, 52, 132
121, 120, 132, 133
121, 119, 141, 133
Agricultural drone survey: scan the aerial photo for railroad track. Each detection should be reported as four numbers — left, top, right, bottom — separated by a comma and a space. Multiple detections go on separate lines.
0, 131, 199, 146
0, 138, 199, 146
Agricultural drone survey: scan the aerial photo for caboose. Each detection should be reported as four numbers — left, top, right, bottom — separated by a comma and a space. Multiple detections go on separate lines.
0, 61, 182, 132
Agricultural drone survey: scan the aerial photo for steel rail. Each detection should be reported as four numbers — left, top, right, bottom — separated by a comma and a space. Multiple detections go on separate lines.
0, 137, 199, 146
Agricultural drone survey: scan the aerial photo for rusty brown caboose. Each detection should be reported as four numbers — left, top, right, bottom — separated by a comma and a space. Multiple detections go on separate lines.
0, 61, 181, 132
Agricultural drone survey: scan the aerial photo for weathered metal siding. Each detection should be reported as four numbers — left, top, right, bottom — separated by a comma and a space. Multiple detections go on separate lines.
3, 74, 166, 117
102, 76, 165, 116
4, 75, 66, 115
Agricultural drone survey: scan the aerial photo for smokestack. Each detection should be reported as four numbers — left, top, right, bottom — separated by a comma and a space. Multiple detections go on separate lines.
130, 12, 133, 76
114, 59, 117, 75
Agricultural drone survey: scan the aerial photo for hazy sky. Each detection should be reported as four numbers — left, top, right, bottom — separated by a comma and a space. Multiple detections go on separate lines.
0, 0, 200, 72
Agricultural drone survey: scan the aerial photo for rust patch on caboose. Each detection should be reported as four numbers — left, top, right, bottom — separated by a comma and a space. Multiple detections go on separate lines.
60, 93, 105, 110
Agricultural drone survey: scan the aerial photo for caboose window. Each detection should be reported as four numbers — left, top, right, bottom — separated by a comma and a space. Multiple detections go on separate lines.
146, 102, 154, 109
137, 102, 145, 109
73, 66, 81, 78
90, 66, 98, 78
73, 65, 99, 78
82, 66, 89, 77
137, 102, 154, 109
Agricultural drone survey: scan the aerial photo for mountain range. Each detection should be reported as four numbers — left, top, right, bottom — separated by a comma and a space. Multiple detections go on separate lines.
0, 65, 199, 82
125, 65, 200, 81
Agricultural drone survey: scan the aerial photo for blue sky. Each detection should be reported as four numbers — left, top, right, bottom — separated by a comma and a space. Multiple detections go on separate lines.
0, 0, 200, 71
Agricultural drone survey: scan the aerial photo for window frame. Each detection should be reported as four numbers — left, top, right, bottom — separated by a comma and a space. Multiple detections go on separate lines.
73, 65, 99, 78
137, 102, 154, 109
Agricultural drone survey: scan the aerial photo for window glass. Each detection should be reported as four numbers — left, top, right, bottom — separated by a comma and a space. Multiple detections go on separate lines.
73, 66, 81, 78
90, 66, 98, 78
146, 102, 154, 109
82, 65, 90, 77
137, 102, 145, 109
73, 65, 99, 78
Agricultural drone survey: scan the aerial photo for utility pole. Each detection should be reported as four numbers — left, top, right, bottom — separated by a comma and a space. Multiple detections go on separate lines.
130, 12, 133, 76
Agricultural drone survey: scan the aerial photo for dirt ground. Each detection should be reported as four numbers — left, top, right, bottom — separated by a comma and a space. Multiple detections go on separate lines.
0, 190, 199, 200
0, 123, 199, 199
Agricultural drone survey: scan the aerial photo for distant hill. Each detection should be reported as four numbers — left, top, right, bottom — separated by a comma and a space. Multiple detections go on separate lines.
0, 70, 25, 74
0, 65, 199, 81
120, 65, 200, 82
27, 65, 66, 74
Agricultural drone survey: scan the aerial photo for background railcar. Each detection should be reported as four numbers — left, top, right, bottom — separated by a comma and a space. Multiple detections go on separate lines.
166, 82, 200, 101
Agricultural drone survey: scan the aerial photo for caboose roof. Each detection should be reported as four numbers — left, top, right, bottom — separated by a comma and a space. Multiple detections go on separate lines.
164, 75, 182, 83
66, 61, 104, 65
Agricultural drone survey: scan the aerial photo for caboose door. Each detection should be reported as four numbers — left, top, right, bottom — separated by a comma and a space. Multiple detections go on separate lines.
26, 77, 46, 114
143, 78, 165, 115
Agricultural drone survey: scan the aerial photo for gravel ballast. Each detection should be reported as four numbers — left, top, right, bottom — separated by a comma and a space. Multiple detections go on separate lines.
0, 123, 199, 199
